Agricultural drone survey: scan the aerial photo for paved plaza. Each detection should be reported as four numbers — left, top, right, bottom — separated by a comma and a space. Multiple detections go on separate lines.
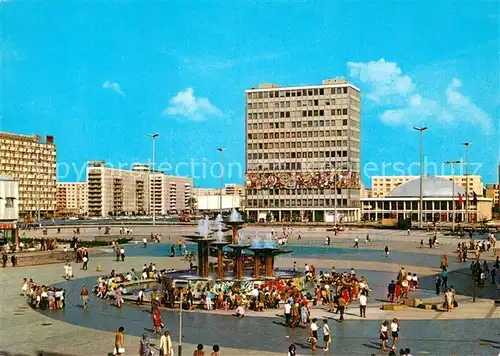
1, 227, 499, 355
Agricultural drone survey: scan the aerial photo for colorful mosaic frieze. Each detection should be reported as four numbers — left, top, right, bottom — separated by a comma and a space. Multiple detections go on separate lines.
245, 171, 360, 190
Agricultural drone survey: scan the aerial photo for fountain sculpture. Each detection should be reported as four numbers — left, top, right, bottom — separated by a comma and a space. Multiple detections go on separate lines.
169, 209, 295, 284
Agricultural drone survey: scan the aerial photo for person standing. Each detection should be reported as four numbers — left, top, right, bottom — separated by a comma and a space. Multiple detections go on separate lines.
353, 236, 359, 248
160, 330, 173, 356
139, 333, 153, 356
115, 287, 123, 308
309, 318, 318, 352
435, 275, 441, 295
284, 301, 292, 326
114, 326, 125, 356
152, 307, 164, 334
120, 248, 125, 262
11, 254, 17, 267
380, 320, 389, 352
211, 345, 221, 356
390, 318, 400, 350
322, 319, 331, 352
193, 344, 205, 356
384, 245, 390, 257
387, 280, 396, 303
82, 255, 88, 270
80, 286, 89, 309
143, 236, 147, 248
2, 252, 7, 267
440, 269, 448, 289
359, 292, 367, 318
337, 294, 346, 322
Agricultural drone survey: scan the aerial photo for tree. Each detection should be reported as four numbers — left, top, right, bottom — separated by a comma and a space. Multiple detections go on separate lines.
187, 197, 197, 214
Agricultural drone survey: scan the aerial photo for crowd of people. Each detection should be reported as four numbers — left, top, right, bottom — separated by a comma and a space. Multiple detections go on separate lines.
113, 326, 221, 356
24, 278, 66, 310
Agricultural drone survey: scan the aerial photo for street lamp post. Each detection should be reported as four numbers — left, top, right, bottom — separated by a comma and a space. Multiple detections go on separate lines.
217, 148, 224, 215
148, 133, 159, 226
175, 280, 188, 356
414, 126, 428, 228
444, 160, 462, 233
463, 143, 471, 224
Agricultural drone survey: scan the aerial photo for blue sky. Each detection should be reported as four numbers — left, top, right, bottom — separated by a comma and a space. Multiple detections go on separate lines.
1, 1, 498, 187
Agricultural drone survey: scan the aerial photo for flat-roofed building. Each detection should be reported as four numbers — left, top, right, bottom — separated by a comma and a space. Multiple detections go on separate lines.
0, 132, 56, 218
86, 161, 192, 217
245, 79, 361, 223
56, 182, 88, 216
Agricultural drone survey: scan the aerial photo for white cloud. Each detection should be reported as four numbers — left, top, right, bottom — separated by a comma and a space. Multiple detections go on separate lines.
102, 80, 125, 96
347, 59, 414, 102
348, 59, 492, 133
445, 78, 491, 131
163, 88, 222, 121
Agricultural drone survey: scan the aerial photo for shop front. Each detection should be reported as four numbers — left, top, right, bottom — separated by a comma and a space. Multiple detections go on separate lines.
0, 223, 19, 250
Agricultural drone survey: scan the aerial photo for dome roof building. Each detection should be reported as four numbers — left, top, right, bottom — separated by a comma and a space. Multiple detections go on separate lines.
387, 176, 465, 198
361, 176, 492, 224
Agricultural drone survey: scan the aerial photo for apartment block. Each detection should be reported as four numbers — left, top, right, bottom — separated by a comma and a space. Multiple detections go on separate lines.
87, 161, 192, 217
56, 182, 88, 216
245, 79, 361, 223
0, 132, 57, 218
371, 175, 483, 198
485, 184, 499, 208
87, 161, 151, 217
151, 173, 193, 215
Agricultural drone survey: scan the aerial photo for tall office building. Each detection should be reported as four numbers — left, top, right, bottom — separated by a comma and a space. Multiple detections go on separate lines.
86, 161, 192, 217
56, 182, 88, 216
245, 79, 361, 223
0, 132, 57, 218
371, 175, 483, 198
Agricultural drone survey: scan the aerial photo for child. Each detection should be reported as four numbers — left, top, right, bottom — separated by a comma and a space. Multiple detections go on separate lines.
412, 274, 419, 291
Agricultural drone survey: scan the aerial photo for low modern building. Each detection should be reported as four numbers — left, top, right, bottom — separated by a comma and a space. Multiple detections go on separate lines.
194, 184, 244, 212
56, 182, 88, 216
0, 176, 19, 246
362, 176, 492, 223
371, 175, 483, 198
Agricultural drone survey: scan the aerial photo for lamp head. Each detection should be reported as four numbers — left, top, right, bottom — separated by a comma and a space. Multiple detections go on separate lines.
413, 126, 428, 132
148, 133, 159, 138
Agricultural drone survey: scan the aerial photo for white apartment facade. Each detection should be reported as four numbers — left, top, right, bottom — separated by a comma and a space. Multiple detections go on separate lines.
87, 161, 151, 217
56, 182, 88, 216
0, 132, 57, 218
245, 79, 361, 223
87, 161, 192, 217
371, 175, 483, 198
151, 173, 193, 215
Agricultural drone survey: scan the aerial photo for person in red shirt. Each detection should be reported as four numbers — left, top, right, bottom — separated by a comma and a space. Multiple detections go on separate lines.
395, 283, 402, 304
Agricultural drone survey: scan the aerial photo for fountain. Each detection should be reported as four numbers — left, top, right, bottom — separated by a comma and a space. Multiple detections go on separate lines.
185, 215, 215, 278
211, 224, 230, 279
248, 232, 281, 278
162, 210, 298, 292
215, 214, 223, 231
